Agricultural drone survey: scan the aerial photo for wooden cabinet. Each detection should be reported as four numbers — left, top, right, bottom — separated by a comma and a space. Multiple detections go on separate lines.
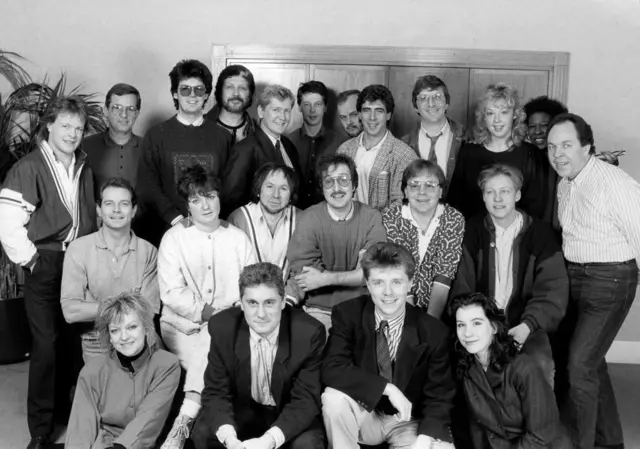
212, 45, 569, 138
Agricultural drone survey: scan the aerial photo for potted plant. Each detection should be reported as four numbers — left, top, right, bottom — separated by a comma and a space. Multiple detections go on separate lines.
0, 49, 106, 364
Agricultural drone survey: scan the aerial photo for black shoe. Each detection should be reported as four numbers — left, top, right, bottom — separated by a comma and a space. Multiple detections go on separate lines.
26, 436, 50, 449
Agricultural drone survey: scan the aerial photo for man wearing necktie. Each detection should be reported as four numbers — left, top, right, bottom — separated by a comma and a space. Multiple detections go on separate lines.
401, 75, 466, 188
192, 262, 326, 449
321, 242, 456, 449
222, 84, 303, 218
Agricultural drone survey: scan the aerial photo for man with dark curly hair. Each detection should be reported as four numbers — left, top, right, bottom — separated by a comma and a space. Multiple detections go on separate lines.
136, 59, 232, 246
523, 95, 568, 151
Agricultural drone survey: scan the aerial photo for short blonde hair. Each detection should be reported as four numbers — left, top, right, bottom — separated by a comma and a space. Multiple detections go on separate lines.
95, 291, 156, 350
473, 83, 527, 147
257, 84, 295, 109
477, 163, 524, 192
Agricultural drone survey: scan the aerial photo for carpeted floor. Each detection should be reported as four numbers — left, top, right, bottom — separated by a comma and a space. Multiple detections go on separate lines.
1, 361, 639, 448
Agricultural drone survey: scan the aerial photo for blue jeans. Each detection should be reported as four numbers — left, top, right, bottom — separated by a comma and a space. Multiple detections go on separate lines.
566, 260, 637, 449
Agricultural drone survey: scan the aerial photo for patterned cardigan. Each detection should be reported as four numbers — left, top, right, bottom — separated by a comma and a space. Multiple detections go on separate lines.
337, 132, 418, 211
383, 203, 465, 309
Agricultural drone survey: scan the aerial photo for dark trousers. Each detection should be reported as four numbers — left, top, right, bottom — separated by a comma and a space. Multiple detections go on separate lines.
191, 400, 325, 449
521, 330, 555, 387
23, 250, 78, 437
565, 261, 637, 449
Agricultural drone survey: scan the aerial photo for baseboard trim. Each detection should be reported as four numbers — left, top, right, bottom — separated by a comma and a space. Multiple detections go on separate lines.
606, 341, 640, 364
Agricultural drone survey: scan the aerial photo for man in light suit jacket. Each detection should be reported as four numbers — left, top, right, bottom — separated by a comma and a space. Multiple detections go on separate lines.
337, 85, 418, 211
191, 262, 326, 449
401, 75, 465, 189
322, 242, 456, 449
222, 85, 302, 217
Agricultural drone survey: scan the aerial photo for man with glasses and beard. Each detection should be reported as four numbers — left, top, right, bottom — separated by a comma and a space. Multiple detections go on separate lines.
136, 59, 232, 246
285, 154, 387, 332
206, 64, 257, 146
228, 163, 302, 282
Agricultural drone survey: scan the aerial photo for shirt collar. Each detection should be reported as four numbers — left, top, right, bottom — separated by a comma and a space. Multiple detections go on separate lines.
263, 130, 281, 148
94, 227, 137, 251
176, 113, 205, 127
420, 119, 450, 137
103, 130, 140, 148
256, 202, 290, 223
374, 306, 406, 330
326, 201, 355, 221
249, 324, 280, 345
41, 139, 78, 168
564, 155, 595, 186
492, 211, 523, 237
358, 130, 388, 151
401, 203, 444, 229
300, 125, 325, 139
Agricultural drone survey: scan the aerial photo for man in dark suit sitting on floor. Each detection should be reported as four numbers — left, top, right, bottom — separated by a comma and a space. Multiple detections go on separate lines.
191, 262, 326, 449
321, 242, 456, 449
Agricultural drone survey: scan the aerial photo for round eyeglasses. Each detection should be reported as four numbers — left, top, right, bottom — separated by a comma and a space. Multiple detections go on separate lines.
109, 104, 139, 117
322, 174, 352, 189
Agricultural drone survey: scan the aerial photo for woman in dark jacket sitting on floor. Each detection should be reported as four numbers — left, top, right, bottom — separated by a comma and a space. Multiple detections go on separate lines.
450, 293, 569, 449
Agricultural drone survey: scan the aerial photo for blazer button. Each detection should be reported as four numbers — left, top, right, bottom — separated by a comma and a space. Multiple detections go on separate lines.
208, 289, 212, 293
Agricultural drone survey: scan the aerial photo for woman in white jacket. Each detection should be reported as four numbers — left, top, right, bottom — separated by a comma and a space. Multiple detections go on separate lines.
158, 165, 256, 449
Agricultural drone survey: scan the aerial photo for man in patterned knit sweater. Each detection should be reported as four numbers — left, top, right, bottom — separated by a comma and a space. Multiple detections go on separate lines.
286, 154, 387, 332
136, 59, 232, 246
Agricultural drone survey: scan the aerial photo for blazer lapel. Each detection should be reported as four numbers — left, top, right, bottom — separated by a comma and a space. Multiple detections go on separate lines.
271, 309, 291, 408
234, 319, 253, 403
360, 300, 379, 374
445, 118, 464, 184
255, 127, 280, 162
467, 362, 508, 437
394, 305, 428, 391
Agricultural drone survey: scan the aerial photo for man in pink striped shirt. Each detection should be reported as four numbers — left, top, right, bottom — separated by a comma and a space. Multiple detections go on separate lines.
548, 112, 640, 449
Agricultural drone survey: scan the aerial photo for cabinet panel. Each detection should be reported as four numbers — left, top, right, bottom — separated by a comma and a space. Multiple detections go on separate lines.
310, 64, 388, 130
229, 60, 308, 133
388, 67, 470, 139
468, 69, 549, 130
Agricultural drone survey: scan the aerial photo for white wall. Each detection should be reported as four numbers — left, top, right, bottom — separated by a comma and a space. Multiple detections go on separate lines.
2, 0, 640, 342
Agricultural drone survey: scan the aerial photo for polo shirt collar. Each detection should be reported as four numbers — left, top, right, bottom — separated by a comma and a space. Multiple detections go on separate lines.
103, 130, 140, 148
95, 227, 137, 252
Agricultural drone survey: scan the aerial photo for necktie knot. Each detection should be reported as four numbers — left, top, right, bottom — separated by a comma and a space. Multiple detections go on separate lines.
427, 132, 442, 145
379, 320, 389, 334
426, 132, 442, 164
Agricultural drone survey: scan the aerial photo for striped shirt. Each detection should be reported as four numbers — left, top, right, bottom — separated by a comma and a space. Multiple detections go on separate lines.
375, 307, 405, 361
558, 155, 640, 264
250, 325, 279, 406
493, 212, 523, 310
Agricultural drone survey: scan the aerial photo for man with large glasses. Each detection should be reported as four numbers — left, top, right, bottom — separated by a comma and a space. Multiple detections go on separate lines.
84, 83, 144, 190
285, 154, 386, 332
136, 59, 232, 246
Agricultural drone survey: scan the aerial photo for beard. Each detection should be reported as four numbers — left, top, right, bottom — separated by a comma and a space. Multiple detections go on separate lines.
223, 96, 249, 113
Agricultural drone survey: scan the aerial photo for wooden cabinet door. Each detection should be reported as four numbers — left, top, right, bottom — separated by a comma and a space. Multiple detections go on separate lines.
467, 68, 550, 130
310, 64, 388, 132
229, 61, 308, 133
388, 67, 470, 139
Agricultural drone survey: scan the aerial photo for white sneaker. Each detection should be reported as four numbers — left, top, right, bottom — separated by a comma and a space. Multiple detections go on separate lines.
161, 414, 193, 449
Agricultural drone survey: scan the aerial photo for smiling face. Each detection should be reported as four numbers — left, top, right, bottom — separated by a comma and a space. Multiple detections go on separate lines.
366, 266, 411, 321
416, 87, 449, 125
547, 121, 591, 180
106, 93, 139, 134
259, 170, 292, 215
221, 75, 251, 113
109, 311, 146, 357
241, 284, 286, 338
97, 186, 137, 231
173, 77, 208, 115
187, 190, 220, 228
484, 100, 514, 142
322, 163, 354, 213
404, 171, 442, 215
456, 304, 496, 362
482, 174, 521, 223
360, 100, 391, 139
258, 97, 293, 138
338, 94, 362, 137
527, 112, 551, 150
300, 92, 326, 128
46, 112, 85, 157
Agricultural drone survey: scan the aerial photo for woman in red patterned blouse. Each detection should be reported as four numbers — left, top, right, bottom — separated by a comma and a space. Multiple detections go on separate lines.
382, 159, 465, 318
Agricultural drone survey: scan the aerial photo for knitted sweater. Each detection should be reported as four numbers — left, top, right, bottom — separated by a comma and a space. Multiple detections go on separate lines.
286, 201, 387, 309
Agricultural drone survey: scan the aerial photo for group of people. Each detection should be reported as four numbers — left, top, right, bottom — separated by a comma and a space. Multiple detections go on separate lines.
0, 56, 638, 449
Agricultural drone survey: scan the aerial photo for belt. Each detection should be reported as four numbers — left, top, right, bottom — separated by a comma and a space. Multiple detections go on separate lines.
567, 259, 635, 267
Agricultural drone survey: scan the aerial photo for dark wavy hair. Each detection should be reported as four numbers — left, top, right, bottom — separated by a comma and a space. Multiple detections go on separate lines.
357, 84, 395, 114
317, 153, 359, 191
169, 59, 213, 110
523, 96, 567, 124
449, 293, 519, 380
361, 242, 416, 281
547, 112, 596, 155
239, 262, 285, 299
296, 80, 329, 106
176, 164, 221, 202
214, 64, 255, 108
411, 75, 450, 108
251, 163, 299, 205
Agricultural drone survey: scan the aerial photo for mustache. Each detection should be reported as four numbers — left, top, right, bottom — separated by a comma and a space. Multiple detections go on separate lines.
227, 96, 244, 102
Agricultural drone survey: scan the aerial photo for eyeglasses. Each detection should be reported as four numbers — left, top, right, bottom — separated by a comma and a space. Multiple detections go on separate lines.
407, 180, 440, 193
178, 85, 207, 97
109, 104, 139, 116
322, 174, 352, 189
416, 93, 445, 104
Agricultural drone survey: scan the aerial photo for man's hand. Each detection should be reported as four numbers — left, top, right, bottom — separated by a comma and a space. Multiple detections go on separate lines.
433, 442, 455, 449
295, 266, 329, 292
383, 383, 412, 421
224, 437, 244, 449
241, 433, 275, 449
508, 323, 531, 348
